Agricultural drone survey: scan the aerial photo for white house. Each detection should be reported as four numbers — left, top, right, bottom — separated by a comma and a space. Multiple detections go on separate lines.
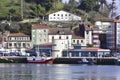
44, 10, 81, 21
48, 28, 72, 57
7, 33, 31, 49
94, 18, 113, 30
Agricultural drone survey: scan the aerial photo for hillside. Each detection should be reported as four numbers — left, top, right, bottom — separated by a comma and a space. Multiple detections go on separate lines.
0, 0, 20, 17
0, 0, 64, 21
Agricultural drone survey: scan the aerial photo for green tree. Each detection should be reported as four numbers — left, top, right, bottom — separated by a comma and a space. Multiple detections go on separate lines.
64, 0, 77, 12
9, 8, 16, 22
78, 0, 96, 12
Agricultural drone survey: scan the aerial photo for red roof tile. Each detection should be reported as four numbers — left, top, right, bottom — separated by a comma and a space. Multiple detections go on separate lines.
85, 47, 103, 50
114, 20, 120, 23
49, 28, 71, 35
8, 33, 29, 37
39, 42, 52, 46
72, 32, 84, 39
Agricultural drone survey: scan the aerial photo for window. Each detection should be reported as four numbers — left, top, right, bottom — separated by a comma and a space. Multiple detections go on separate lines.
18, 43, 21, 47
54, 14, 55, 16
9, 43, 12, 46
73, 40, 75, 43
9, 37, 11, 41
58, 14, 59, 16
14, 43, 17, 47
86, 31, 89, 34
65, 14, 67, 16
59, 36, 61, 39
23, 43, 26, 48
77, 40, 79, 44
66, 36, 68, 39
44, 30, 46, 32
52, 36, 54, 40
81, 40, 83, 43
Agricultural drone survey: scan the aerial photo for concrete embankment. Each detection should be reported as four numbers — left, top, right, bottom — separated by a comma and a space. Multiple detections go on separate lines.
0, 56, 27, 63
54, 57, 117, 65
0, 57, 118, 65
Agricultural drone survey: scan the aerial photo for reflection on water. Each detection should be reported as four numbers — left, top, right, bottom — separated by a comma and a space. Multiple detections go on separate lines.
0, 64, 120, 80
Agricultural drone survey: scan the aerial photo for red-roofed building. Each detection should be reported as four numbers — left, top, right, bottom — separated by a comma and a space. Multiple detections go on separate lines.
6, 33, 31, 49
32, 24, 49, 45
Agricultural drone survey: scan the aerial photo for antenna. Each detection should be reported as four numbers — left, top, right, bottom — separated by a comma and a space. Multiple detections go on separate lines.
111, 0, 115, 18
21, 0, 24, 19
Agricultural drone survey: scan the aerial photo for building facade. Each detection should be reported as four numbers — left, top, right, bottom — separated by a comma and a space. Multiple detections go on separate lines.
94, 18, 113, 30
44, 10, 81, 21
49, 28, 72, 57
6, 33, 31, 50
32, 24, 49, 45
106, 20, 120, 50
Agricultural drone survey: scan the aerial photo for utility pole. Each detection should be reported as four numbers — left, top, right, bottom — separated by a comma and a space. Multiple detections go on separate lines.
111, 0, 115, 18
21, 0, 24, 19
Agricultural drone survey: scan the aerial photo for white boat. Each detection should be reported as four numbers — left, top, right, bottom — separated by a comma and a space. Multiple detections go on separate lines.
27, 56, 54, 64
27, 45, 54, 64
78, 58, 95, 65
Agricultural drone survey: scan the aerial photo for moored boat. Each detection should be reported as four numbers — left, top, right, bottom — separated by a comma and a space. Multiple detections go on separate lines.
78, 58, 95, 65
27, 56, 54, 64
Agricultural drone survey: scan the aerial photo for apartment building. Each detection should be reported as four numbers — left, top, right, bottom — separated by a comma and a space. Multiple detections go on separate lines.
32, 24, 49, 45
7, 33, 31, 50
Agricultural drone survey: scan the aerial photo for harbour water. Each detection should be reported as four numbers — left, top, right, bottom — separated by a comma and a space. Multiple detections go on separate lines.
0, 64, 120, 80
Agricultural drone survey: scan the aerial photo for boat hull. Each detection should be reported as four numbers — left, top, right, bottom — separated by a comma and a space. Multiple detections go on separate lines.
27, 57, 54, 64
78, 61, 94, 65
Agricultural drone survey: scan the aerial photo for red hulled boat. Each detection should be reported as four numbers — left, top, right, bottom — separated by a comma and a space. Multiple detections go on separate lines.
27, 56, 54, 64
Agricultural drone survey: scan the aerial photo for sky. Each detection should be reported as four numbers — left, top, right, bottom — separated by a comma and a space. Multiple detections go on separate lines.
62, 0, 120, 15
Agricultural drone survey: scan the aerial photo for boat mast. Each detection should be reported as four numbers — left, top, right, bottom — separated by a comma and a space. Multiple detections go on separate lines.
36, 45, 39, 56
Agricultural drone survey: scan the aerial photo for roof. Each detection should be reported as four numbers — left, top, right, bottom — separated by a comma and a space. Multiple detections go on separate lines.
72, 32, 84, 39
39, 42, 52, 46
49, 28, 71, 35
85, 47, 102, 50
114, 20, 120, 23
48, 10, 81, 17
32, 24, 49, 29
84, 47, 109, 50
8, 33, 30, 37
93, 18, 114, 22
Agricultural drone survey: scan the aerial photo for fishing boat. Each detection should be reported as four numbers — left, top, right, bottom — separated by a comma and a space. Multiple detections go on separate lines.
78, 58, 95, 65
27, 56, 54, 64
27, 45, 54, 64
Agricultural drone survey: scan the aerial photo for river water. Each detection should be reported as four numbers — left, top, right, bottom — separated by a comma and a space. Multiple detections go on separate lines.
0, 64, 120, 80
